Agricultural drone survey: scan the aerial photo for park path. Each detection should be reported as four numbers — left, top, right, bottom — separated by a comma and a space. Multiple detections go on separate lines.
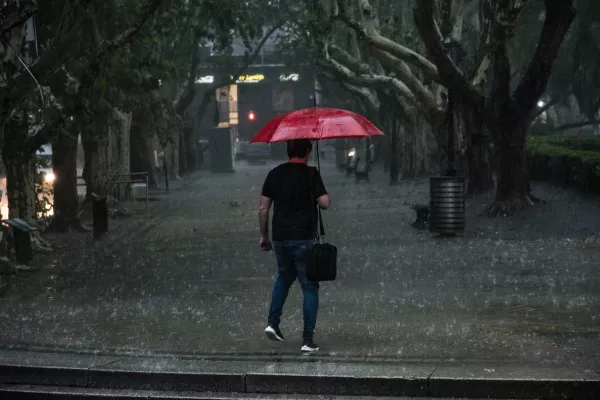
0, 160, 598, 371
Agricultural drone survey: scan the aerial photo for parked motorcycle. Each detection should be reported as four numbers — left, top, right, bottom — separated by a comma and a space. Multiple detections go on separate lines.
345, 147, 359, 176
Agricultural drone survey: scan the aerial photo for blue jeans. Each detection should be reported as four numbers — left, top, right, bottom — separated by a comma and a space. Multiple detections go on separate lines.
268, 240, 319, 341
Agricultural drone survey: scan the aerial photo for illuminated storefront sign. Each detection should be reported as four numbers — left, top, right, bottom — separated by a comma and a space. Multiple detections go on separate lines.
279, 73, 299, 82
231, 73, 265, 83
195, 75, 215, 84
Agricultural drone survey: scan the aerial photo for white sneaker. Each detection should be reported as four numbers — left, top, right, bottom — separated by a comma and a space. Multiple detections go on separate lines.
264, 326, 284, 342
301, 340, 319, 353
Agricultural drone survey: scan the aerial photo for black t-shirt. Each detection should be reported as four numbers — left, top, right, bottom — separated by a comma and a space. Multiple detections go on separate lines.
261, 163, 327, 241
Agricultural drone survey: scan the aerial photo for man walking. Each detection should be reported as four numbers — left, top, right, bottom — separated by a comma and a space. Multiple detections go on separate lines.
258, 139, 331, 353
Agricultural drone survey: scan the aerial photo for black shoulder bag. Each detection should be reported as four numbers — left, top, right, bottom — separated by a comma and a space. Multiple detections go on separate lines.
306, 167, 337, 282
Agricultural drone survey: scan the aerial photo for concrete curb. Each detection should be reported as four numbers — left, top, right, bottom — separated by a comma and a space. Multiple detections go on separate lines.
0, 350, 598, 399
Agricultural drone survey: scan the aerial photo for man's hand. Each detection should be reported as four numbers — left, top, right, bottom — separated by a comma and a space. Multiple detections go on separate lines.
260, 236, 272, 252
259, 196, 272, 251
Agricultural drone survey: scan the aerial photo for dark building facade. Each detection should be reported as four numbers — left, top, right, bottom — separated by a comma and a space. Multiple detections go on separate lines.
191, 29, 315, 161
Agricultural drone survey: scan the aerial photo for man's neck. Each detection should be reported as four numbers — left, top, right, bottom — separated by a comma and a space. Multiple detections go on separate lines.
288, 158, 307, 164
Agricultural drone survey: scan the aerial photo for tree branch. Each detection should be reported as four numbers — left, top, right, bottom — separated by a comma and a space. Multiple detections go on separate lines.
319, 39, 416, 103
96, 0, 162, 60
174, 27, 205, 116
176, 22, 284, 117
334, 0, 441, 82
335, 77, 380, 113
489, 42, 512, 115
3, 0, 94, 108
513, 0, 576, 123
0, 1, 37, 36
467, 0, 494, 80
369, 48, 440, 117
413, 0, 484, 106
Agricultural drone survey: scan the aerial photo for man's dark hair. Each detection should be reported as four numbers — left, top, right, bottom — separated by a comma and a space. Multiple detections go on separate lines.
287, 139, 313, 158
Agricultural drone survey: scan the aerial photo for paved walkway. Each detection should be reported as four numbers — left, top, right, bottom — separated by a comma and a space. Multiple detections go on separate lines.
0, 160, 599, 372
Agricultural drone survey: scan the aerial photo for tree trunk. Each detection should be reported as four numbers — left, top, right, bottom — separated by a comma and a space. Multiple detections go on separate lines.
109, 109, 132, 200
389, 116, 399, 183
457, 100, 494, 195
130, 106, 160, 187
5, 153, 36, 224
183, 122, 197, 171
486, 126, 538, 216
2, 117, 53, 252
47, 128, 85, 233
169, 130, 181, 180
399, 115, 435, 178
465, 133, 493, 195
431, 98, 493, 193
178, 128, 188, 175
82, 113, 111, 199
3, 120, 36, 225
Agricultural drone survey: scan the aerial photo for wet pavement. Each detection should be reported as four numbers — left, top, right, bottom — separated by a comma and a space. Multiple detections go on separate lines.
0, 160, 599, 372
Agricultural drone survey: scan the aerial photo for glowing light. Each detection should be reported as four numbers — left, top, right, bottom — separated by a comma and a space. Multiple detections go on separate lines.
248, 111, 256, 121
44, 172, 55, 183
231, 74, 264, 83
195, 75, 215, 84
280, 73, 299, 82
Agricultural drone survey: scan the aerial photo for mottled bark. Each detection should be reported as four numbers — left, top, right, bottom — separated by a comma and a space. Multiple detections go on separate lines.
415, 0, 575, 214
396, 115, 436, 178
183, 122, 197, 171
82, 111, 111, 198
178, 128, 188, 175
109, 109, 132, 200
485, 125, 539, 215
130, 106, 161, 187
3, 120, 36, 225
169, 131, 181, 180
389, 117, 399, 183
465, 133, 493, 195
456, 98, 493, 194
47, 128, 83, 233
5, 154, 36, 224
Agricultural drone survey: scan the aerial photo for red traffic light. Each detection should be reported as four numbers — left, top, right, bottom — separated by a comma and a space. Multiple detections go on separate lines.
248, 111, 256, 121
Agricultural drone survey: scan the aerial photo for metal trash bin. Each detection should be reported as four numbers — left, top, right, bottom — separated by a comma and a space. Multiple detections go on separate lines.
429, 177, 466, 235
2, 218, 37, 265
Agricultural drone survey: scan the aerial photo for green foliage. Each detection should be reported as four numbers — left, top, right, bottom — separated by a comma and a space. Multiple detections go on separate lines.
526, 134, 600, 193
152, 96, 182, 147
34, 154, 54, 226
527, 135, 600, 153
275, 9, 319, 67
527, 135, 600, 174
529, 121, 556, 137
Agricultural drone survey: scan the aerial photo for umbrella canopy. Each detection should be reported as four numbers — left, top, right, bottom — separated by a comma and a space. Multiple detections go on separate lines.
250, 107, 384, 143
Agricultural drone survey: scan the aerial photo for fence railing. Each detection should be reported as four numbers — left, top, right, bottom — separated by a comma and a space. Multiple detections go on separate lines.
76, 172, 149, 209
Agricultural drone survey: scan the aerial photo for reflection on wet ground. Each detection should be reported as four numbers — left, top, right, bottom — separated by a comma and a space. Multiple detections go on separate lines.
0, 161, 598, 370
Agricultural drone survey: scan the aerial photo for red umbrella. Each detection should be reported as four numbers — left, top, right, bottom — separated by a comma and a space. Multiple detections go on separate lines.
249, 107, 384, 143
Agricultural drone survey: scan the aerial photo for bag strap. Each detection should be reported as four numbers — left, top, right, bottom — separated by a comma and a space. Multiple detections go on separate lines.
309, 167, 325, 239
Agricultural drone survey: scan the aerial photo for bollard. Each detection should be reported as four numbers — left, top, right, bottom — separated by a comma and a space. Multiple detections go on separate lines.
2, 218, 37, 265
91, 193, 108, 239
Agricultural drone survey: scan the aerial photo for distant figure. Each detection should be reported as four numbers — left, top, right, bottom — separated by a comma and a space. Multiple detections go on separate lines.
258, 139, 331, 353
